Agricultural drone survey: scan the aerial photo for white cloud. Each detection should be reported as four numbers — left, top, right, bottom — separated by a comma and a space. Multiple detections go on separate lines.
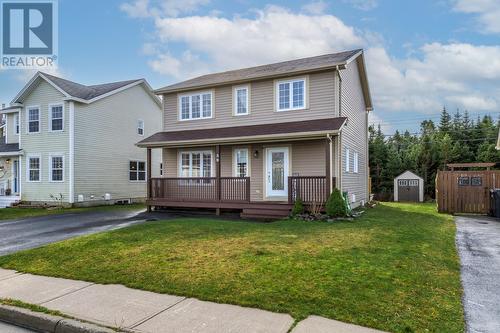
368, 112, 393, 133
343, 0, 378, 11
153, 5, 364, 72
366, 43, 500, 113
453, 0, 500, 34
120, 0, 210, 18
127, 3, 500, 118
301, 1, 328, 15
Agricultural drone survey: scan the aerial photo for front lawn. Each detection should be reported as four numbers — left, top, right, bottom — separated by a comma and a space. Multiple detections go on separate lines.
0, 204, 145, 221
0, 203, 463, 332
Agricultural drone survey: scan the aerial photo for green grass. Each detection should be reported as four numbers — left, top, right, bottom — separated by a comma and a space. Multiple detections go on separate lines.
0, 203, 463, 332
0, 298, 66, 317
0, 204, 145, 221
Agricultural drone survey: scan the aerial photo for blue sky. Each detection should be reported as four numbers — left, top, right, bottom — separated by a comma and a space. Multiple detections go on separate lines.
1, 0, 499, 133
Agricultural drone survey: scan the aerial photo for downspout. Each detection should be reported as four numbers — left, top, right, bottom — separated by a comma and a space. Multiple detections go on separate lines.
335, 66, 343, 191
69, 101, 75, 204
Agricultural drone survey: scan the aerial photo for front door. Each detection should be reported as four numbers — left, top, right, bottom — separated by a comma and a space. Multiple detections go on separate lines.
266, 147, 289, 198
13, 160, 19, 194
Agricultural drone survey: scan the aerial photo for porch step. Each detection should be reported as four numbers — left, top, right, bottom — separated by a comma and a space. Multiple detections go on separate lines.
0, 196, 20, 209
241, 206, 291, 220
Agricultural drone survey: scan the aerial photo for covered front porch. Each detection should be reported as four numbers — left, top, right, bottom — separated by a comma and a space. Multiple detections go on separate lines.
0, 147, 22, 208
139, 118, 345, 218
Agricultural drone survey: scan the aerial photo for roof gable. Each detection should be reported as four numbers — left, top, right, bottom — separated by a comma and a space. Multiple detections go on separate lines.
11, 72, 161, 107
395, 170, 423, 180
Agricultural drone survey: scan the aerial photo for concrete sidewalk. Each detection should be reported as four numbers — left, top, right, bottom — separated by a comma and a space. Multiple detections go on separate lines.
0, 268, 386, 333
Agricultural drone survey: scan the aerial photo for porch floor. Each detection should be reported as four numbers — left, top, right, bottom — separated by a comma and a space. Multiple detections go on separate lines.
147, 199, 293, 220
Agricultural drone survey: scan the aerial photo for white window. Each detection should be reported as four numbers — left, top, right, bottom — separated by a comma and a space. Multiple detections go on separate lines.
27, 155, 41, 182
49, 155, 64, 182
137, 120, 144, 135
353, 152, 359, 173
276, 78, 306, 111
129, 161, 146, 181
49, 104, 64, 131
234, 148, 249, 177
27, 107, 40, 133
14, 113, 19, 135
179, 151, 212, 178
345, 147, 350, 173
234, 86, 249, 115
178, 92, 212, 120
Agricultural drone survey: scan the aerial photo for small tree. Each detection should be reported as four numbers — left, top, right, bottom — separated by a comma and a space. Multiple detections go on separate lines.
291, 198, 305, 217
325, 189, 347, 217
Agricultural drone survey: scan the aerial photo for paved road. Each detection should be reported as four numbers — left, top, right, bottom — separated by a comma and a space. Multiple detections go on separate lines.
0, 321, 35, 332
0, 208, 149, 256
456, 216, 500, 333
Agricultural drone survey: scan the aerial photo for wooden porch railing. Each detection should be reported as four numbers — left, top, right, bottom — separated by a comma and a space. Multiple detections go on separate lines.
149, 177, 251, 203
288, 176, 337, 204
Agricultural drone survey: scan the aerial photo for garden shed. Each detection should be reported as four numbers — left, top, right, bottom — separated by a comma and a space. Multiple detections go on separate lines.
394, 171, 424, 202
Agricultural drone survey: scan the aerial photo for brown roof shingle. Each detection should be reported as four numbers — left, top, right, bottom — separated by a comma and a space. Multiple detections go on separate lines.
138, 117, 347, 147
155, 49, 362, 94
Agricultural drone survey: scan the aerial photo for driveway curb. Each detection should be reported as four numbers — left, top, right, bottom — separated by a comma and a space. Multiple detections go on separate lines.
0, 304, 117, 333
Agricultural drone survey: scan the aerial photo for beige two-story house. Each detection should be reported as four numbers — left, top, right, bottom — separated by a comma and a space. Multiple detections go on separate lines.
138, 49, 373, 218
0, 72, 162, 207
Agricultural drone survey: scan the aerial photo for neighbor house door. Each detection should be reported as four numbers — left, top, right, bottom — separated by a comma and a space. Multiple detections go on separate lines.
265, 147, 289, 198
13, 160, 19, 194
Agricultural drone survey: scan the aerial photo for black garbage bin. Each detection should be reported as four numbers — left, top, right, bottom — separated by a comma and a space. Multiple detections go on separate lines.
490, 189, 500, 218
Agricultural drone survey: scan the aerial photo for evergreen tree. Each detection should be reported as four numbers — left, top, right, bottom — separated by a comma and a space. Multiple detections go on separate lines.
439, 107, 452, 134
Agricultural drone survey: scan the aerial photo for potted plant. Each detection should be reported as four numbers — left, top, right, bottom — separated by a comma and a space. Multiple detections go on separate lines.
5, 188, 11, 196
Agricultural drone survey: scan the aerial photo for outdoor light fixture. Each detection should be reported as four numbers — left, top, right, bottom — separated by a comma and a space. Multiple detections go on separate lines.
216, 153, 220, 163
253, 150, 259, 158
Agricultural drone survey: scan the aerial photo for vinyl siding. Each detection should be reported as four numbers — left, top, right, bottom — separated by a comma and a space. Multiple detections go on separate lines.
19, 80, 70, 202
340, 59, 369, 206
163, 71, 338, 131
161, 139, 329, 202
74, 84, 162, 202
5, 112, 19, 144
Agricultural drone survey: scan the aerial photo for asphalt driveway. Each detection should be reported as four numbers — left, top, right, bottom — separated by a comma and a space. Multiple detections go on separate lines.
0, 208, 150, 256
456, 216, 500, 333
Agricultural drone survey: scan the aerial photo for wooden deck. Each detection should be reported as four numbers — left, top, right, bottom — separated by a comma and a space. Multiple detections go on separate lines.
146, 176, 336, 219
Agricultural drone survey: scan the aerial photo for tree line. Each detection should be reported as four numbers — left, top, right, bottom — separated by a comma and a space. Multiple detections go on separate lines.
369, 108, 500, 200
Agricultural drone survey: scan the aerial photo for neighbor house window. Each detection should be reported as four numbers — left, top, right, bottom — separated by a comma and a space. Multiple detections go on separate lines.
276, 78, 306, 111
14, 113, 19, 135
234, 148, 249, 177
129, 161, 146, 181
353, 152, 359, 173
179, 92, 212, 120
49, 155, 64, 182
179, 151, 212, 178
27, 155, 41, 182
49, 104, 64, 131
345, 147, 350, 172
234, 86, 249, 115
27, 107, 40, 133
137, 120, 144, 135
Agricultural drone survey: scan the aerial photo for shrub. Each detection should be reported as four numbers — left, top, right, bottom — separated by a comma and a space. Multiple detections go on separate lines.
325, 189, 347, 217
291, 198, 305, 217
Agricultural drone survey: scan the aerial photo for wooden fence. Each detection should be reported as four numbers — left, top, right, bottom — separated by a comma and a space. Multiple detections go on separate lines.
436, 170, 500, 214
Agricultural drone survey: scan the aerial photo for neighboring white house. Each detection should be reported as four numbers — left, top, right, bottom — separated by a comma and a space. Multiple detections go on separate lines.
394, 170, 424, 203
0, 72, 162, 207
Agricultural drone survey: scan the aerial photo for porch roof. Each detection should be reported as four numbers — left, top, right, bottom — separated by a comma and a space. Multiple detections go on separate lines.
0, 141, 21, 156
138, 117, 347, 147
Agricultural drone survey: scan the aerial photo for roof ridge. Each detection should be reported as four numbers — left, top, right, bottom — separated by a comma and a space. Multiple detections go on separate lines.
156, 49, 363, 93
